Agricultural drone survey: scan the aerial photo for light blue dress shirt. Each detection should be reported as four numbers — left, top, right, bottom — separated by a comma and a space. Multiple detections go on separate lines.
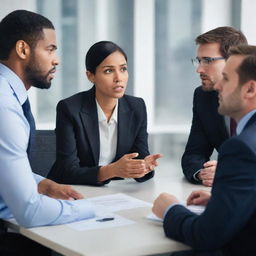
0, 63, 95, 227
236, 109, 256, 135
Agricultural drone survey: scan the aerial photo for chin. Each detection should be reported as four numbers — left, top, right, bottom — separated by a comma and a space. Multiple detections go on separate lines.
202, 84, 215, 92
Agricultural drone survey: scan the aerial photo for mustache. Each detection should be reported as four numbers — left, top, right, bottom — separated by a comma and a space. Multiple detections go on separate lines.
48, 67, 57, 74
200, 74, 209, 79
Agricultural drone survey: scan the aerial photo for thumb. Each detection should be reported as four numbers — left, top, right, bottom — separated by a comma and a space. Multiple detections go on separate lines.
125, 152, 139, 159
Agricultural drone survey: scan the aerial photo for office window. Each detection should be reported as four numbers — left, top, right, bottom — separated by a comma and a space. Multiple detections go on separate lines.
36, 0, 134, 125
155, 0, 202, 126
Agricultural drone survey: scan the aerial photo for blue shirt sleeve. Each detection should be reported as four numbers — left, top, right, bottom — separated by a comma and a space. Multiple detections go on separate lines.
0, 100, 95, 228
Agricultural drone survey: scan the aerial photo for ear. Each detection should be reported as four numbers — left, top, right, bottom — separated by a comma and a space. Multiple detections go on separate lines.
243, 80, 256, 99
86, 71, 95, 84
15, 40, 30, 60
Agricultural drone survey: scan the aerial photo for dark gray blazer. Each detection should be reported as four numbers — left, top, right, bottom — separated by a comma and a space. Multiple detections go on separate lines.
48, 86, 154, 185
182, 86, 229, 183
165, 113, 256, 256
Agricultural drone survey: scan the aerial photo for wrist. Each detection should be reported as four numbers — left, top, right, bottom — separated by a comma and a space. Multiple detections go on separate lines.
38, 179, 53, 195
98, 164, 115, 182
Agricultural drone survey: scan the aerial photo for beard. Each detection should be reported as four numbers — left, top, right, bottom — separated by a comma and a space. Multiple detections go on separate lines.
25, 56, 55, 89
217, 89, 242, 117
200, 74, 215, 91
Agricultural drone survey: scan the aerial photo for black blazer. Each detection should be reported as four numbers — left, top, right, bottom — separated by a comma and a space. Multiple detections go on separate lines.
182, 86, 229, 183
164, 113, 256, 256
48, 87, 154, 186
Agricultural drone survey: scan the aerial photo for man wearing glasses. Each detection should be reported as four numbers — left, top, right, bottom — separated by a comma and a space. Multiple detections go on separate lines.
182, 27, 247, 186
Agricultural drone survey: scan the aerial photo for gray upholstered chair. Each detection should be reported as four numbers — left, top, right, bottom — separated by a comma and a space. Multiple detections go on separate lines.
29, 130, 56, 177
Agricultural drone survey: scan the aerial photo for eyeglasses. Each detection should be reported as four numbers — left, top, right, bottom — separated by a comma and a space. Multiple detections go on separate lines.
191, 57, 225, 67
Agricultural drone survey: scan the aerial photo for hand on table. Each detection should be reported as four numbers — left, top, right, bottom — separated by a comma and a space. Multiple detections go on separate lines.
198, 160, 217, 187
152, 192, 179, 219
38, 179, 84, 200
186, 190, 211, 206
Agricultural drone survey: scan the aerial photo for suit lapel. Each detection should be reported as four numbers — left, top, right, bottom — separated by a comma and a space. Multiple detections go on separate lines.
80, 87, 100, 164
116, 97, 134, 159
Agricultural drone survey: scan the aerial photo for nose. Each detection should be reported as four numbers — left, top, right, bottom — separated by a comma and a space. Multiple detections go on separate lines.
53, 54, 60, 66
114, 71, 122, 82
196, 64, 205, 74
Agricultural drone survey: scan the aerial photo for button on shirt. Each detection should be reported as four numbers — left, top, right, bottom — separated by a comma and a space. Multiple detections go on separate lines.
0, 63, 94, 227
96, 100, 118, 166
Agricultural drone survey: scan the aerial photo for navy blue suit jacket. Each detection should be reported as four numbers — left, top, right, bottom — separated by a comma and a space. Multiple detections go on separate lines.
164, 113, 256, 255
182, 86, 229, 183
48, 87, 154, 186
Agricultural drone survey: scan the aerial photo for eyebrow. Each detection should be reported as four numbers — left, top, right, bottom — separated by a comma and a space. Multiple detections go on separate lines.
102, 63, 127, 68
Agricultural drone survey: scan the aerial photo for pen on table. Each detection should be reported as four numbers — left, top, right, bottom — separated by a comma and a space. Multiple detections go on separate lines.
96, 217, 115, 222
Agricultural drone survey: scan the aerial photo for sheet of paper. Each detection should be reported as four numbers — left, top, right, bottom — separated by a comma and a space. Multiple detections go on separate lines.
147, 204, 205, 222
87, 193, 152, 215
66, 214, 135, 231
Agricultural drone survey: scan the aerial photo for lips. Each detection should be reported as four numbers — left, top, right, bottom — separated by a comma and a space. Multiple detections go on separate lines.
113, 85, 124, 89
200, 75, 209, 80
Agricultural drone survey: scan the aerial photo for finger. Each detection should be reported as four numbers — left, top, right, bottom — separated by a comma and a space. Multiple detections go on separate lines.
70, 190, 84, 199
154, 154, 163, 160
127, 162, 146, 169
203, 160, 217, 167
200, 168, 214, 176
192, 197, 204, 205
202, 180, 213, 187
125, 152, 139, 159
187, 191, 199, 205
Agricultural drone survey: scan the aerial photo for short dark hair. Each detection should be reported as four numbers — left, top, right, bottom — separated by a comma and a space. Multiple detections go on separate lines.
229, 45, 256, 85
195, 26, 248, 59
85, 41, 127, 74
0, 10, 54, 60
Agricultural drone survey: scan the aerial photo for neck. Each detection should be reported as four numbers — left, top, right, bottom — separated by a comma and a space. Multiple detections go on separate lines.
0, 58, 30, 90
96, 94, 117, 121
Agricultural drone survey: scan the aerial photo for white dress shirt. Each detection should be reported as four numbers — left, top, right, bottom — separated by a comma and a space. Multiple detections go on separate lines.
0, 63, 95, 227
96, 100, 118, 166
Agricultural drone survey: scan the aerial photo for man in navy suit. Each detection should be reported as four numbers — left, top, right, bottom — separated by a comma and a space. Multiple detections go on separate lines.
182, 27, 247, 186
153, 45, 256, 256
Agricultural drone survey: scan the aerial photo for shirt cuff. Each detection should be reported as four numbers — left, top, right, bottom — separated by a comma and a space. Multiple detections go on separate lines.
67, 199, 95, 221
33, 173, 45, 184
193, 169, 202, 182
163, 203, 183, 219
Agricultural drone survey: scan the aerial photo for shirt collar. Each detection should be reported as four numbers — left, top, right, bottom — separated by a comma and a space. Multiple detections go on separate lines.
236, 109, 256, 135
95, 99, 118, 123
0, 63, 27, 105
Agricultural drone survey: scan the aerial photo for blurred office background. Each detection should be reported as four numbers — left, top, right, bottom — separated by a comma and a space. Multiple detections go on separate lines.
0, 0, 255, 164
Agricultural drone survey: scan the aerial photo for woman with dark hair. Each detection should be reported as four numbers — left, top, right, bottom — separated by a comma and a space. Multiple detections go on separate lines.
48, 41, 161, 186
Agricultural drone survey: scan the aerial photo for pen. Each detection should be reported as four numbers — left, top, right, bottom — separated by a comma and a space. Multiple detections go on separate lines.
96, 217, 115, 222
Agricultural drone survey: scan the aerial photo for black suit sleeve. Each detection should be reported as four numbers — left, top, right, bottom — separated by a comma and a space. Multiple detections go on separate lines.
181, 89, 215, 183
165, 138, 256, 251
48, 100, 106, 186
130, 98, 154, 182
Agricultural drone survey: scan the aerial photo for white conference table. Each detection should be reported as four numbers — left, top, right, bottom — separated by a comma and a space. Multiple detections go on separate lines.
6, 160, 209, 256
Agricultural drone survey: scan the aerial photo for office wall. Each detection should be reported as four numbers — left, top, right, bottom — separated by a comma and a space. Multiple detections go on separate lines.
0, 0, 250, 161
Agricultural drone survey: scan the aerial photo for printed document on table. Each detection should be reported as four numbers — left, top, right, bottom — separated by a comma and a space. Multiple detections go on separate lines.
87, 193, 152, 215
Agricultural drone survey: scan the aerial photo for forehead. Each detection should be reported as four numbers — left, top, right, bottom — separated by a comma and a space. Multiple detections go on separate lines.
100, 51, 127, 66
197, 42, 222, 57
224, 55, 245, 74
35, 28, 56, 47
